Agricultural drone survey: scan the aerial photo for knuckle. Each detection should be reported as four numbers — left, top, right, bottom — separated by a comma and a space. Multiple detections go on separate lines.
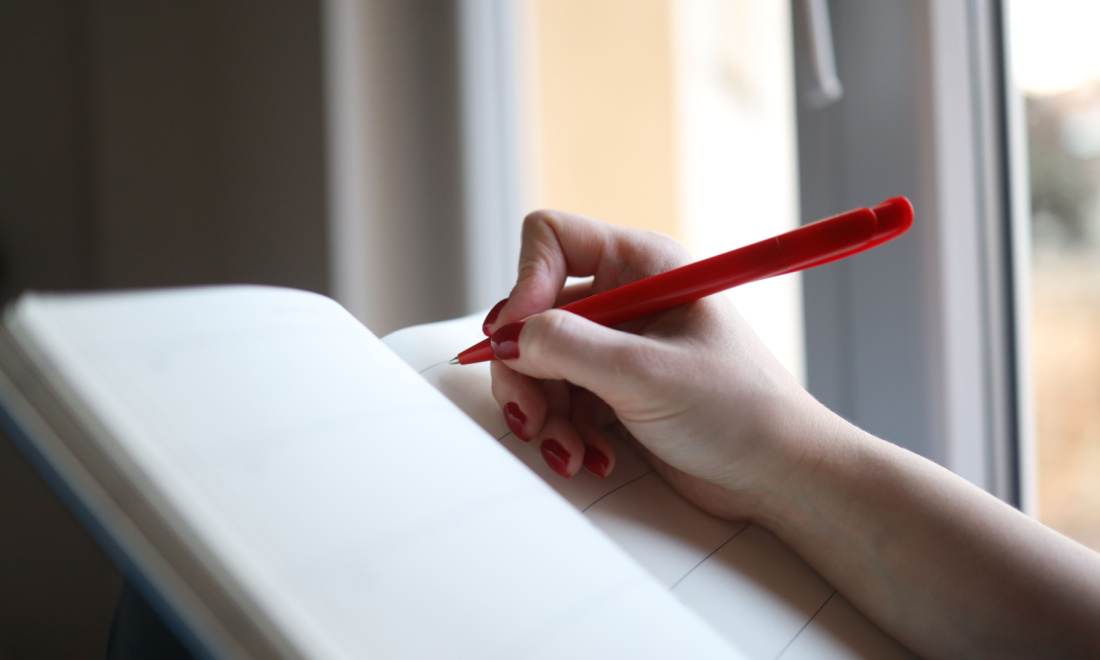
616, 229, 693, 280
522, 209, 553, 229
663, 237, 694, 267
521, 210, 561, 242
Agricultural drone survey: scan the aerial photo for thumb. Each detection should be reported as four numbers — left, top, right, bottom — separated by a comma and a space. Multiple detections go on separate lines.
493, 309, 670, 408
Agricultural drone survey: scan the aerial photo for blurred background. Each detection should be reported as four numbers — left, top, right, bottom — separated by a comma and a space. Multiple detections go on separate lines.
1, 0, 1097, 657
1011, 0, 1100, 552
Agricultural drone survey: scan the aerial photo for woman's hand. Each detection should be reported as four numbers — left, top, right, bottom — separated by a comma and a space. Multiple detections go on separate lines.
485, 210, 1100, 659
484, 209, 833, 522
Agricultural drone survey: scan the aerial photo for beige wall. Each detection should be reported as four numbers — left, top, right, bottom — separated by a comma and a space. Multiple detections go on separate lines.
532, 0, 680, 238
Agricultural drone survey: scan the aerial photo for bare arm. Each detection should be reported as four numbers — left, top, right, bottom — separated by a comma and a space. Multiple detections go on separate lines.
758, 412, 1100, 658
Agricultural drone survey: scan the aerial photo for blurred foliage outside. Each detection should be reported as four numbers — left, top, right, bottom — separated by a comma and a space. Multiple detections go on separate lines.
1026, 82, 1100, 551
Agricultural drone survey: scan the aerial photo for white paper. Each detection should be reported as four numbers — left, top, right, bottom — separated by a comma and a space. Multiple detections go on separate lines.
9, 287, 743, 660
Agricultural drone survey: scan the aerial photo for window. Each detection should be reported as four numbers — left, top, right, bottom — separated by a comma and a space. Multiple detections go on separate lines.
1010, 0, 1100, 550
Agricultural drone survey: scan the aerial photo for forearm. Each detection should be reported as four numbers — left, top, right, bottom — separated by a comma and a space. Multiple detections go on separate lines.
750, 413, 1100, 659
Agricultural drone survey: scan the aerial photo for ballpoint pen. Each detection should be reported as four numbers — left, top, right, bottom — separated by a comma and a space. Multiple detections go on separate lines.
452, 196, 913, 365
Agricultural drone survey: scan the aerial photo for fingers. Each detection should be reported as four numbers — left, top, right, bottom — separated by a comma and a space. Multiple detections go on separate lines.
491, 359, 619, 479
570, 389, 616, 478
492, 309, 669, 409
555, 279, 594, 308
488, 308, 678, 481
482, 210, 693, 336
502, 211, 609, 325
490, 360, 543, 442
480, 279, 592, 337
536, 407, 618, 479
535, 412, 584, 479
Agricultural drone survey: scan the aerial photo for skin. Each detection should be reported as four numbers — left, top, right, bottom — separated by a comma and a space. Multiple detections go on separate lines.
485, 209, 1100, 660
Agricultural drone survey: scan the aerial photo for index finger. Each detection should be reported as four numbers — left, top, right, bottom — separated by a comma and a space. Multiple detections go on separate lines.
486, 210, 692, 333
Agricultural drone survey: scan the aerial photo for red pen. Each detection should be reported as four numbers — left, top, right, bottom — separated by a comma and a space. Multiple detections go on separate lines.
452, 196, 914, 365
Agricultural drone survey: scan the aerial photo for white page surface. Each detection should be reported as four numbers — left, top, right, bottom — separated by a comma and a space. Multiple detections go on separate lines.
385, 312, 917, 660
12, 287, 742, 660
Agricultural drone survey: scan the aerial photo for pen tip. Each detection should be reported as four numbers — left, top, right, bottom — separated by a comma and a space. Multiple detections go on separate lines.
449, 357, 460, 365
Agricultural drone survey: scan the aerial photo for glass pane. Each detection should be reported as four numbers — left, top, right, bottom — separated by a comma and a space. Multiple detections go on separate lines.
1011, 0, 1100, 550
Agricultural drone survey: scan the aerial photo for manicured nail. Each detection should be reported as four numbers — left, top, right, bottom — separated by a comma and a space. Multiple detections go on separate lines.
490, 321, 525, 360
483, 298, 508, 336
540, 439, 571, 478
583, 448, 610, 478
503, 402, 529, 441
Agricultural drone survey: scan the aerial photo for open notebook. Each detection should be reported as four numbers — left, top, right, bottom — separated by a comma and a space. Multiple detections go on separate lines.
0, 286, 914, 659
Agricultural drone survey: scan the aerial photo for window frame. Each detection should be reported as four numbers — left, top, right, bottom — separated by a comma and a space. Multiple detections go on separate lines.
794, 0, 1032, 508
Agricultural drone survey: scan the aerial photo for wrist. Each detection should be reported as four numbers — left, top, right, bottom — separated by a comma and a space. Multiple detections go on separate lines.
728, 394, 868, 532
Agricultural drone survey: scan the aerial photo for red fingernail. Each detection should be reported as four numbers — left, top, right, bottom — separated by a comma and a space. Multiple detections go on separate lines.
503, 402, 529, 441
483, 298, 508, 336
490, 321, 525, 360
540, 439, 571, 478
583, 448, 610, 478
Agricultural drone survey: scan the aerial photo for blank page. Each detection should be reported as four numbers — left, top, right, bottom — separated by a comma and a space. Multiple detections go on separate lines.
5, 287, 742, 660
